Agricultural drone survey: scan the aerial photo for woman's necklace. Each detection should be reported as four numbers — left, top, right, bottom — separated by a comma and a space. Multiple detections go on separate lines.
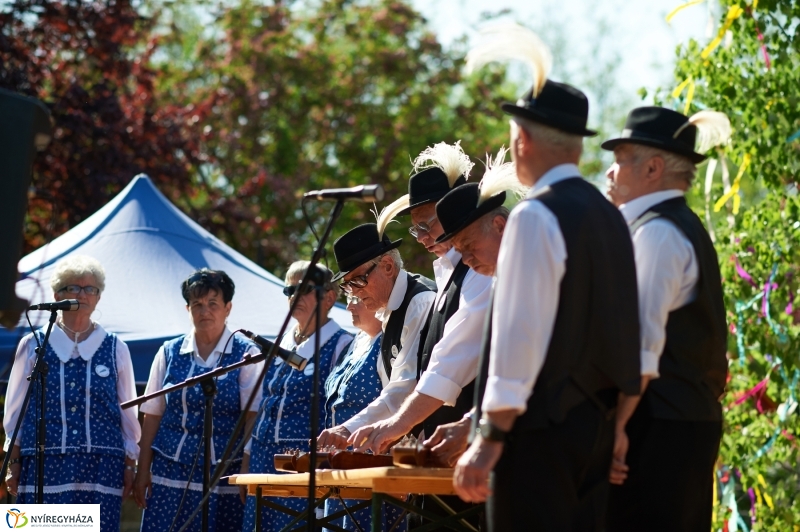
58, 319, 94, 350
294, 327, 310, 344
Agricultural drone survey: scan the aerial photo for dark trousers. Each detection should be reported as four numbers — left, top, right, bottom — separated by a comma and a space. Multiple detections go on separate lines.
489, 398, 615, 532
606, 409, 722, 532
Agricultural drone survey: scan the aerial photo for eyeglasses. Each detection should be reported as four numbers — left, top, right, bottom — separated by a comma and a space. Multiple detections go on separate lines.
409, 215, 438, 238
186, 271, 222, 286
346, 295, 361, 305
283, 283, 315, 298
339, 262, 378, 293
58, 285, 100, 296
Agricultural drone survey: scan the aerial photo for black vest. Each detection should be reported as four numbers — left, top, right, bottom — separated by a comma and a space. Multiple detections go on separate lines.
380, 272, 436, 379
513, 178, 641, 431
415, 260, 472, 436
630, 197, 728, 421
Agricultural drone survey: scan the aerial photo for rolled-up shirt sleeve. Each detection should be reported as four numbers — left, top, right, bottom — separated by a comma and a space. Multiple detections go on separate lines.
342, 291, 435, 432
633, 219, 698, 378
115, 338, 141, 460
482, 201, 566, 415
416, 271, 492, 405
238, 344, 265, 411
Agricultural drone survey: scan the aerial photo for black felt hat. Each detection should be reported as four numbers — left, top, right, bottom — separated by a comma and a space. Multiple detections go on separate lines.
435, 184, 507, 243
396, 167, 468, 216
601, 106, 706, 163
332, 224, 402, 281
502, 80, 597, 137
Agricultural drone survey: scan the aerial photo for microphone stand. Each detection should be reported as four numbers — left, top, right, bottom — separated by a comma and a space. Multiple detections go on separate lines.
0, 309, 59, 504
168, 197, 347, 532
121, 350, 278, 532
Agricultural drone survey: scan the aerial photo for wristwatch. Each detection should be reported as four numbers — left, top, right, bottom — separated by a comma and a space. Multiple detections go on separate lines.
476, 418, 508, 443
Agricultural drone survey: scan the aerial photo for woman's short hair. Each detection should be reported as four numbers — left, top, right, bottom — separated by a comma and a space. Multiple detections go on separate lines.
50, 255, 106, 293
181, 268, 235, 304
285, 261, 340, 298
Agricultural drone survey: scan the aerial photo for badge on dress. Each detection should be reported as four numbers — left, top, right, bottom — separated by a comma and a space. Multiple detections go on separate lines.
95, 364, 110, 378
303, 362, 315, 376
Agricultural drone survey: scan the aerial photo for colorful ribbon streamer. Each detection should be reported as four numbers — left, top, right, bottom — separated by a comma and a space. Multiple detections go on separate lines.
701, 5, 744, 59
671, 77, 695, 115
666, 0, 705, 23
714, 153, 751, 214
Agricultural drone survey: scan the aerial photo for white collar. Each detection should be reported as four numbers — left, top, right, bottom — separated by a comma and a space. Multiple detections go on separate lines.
286, 319, 343, 361
375, 269, 408, 324
350, 330, 381, 359
527, 163, 582, 196
47, 323, 109, 364
179, 326, 235, 368
433, 248, 461, 291
619, 189, 685, 225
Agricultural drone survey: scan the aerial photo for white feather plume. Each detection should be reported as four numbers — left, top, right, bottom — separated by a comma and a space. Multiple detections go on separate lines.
673, 110, 732, 153
465, 22, 552, 98
477, 147, 527, 207
411, 141, 474, 187
372, 195, 410, 239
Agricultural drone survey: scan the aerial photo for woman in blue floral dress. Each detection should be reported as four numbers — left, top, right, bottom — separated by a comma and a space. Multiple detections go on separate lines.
243, 261, 353, 532
134, 269, 263, 532
322, 295, 406, 531
3, 255, 140, 532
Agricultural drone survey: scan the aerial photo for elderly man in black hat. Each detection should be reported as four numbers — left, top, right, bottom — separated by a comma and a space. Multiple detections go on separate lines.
453, 25, 641, 531
316, 224, 436, 448
347, 143, 494, 459
602, 106, 730, 532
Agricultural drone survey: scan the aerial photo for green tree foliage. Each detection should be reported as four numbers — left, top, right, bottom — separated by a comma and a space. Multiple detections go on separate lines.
150, 0, 518, 276
662, 1, 800, 529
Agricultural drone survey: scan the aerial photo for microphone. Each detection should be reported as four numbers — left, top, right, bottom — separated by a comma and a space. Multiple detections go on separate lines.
241, 330, 308, 372
27, 300, 80, 311
303, 184, 384, 203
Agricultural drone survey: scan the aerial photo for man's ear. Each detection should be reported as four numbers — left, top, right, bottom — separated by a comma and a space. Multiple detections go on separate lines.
493, 215, 507, 236
647, 155, 666, 183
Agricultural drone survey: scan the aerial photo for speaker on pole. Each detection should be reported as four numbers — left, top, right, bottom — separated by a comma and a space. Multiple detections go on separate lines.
0, 88, 52, 328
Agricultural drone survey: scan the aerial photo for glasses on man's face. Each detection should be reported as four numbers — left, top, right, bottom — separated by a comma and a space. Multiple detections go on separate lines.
409, 215, 438, 238
339, 262, 378, 293
283, 283, 315, 298
346, 295, 361, 305
58, 285, 100, 296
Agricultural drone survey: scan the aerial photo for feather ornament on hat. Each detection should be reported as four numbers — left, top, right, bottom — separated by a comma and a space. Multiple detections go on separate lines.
477, 147, 527, 207
411, 141, 474, 187
466, 22, 552, 98
673, 110, 732, 153
372, 195, 410, 239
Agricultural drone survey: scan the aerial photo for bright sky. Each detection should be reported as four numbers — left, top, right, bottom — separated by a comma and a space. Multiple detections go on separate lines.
411, 0, 713, 103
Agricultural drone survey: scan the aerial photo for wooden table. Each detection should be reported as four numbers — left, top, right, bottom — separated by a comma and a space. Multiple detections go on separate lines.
230, 467, 482, 532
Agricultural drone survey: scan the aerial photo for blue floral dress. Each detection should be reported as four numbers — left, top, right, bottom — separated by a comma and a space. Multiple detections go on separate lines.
141, 334, 254, 532
322, 332, 406, 532
17, 331, 126, 532
243, 320, 353, 532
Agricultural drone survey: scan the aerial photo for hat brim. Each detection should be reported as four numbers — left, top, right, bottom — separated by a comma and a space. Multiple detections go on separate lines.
600, 136, 707, 164
332, 238, 403, 282
435, 193, 507, 244
502, 103, 597, 137
396, 193, 447, 217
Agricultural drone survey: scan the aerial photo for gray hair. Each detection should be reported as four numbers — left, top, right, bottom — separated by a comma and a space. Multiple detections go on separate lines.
480, 206, 510, 233
630, 144, 697, 185
285, 261, 340, 297
49, 255, 106, 293
380, 248, 404, 271
512, 117, 583, 154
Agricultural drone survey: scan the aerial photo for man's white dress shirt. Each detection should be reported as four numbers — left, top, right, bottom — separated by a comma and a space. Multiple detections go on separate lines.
619, 190, 699, 378
482, 164, 579, 415
342, 270, 435, 432
4, 324, 141, 460
416, 247, 493, 406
